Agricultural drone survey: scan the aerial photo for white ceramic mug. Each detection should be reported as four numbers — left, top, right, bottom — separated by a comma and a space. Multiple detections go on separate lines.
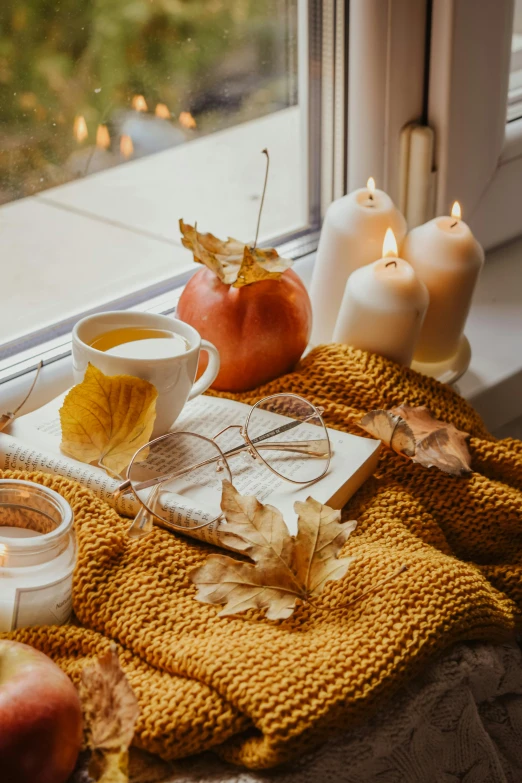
72, 311, 220, 437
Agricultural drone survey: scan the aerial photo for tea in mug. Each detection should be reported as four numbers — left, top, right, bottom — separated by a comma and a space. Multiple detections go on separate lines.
89, 327, 189, 359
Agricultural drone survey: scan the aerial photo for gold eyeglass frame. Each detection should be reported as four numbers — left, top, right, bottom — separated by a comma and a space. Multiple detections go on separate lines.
115, 393, 331, 537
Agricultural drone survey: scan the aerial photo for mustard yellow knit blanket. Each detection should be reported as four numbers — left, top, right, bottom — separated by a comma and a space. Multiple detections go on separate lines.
3, 345, 522, 769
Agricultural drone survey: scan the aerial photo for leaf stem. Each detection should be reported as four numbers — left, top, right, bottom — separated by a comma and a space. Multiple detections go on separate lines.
253, 148, 269, 250
7, 361, 43, 419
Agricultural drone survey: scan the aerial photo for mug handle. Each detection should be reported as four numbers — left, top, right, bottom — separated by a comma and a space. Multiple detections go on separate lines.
187, 339, 221, 401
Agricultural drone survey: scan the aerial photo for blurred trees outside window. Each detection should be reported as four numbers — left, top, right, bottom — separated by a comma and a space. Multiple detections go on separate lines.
0, 0, 298, 204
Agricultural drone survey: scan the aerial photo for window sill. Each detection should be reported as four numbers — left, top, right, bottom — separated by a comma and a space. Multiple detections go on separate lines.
3, 224, 522, 438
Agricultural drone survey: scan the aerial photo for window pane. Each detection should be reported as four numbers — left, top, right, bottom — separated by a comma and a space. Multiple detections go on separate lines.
0, 1, 310, 349
509, 0, 522, 121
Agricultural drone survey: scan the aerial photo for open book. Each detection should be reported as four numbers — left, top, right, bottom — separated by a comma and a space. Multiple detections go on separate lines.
0, 393, 380, 543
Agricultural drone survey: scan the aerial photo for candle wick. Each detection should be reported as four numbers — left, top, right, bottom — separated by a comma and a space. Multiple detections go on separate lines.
450, 221, 458, 228
368, 192, 374, 201
385, 260, 397, 268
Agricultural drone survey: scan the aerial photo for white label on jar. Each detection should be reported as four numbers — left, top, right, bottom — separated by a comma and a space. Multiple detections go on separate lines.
11, 573, 73, 630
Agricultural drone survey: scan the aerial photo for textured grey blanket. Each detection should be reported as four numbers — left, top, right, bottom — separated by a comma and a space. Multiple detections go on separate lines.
128, 642, 522, 783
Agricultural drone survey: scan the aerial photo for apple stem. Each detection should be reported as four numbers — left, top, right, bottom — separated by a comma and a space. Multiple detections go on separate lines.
253, 148, 269, 250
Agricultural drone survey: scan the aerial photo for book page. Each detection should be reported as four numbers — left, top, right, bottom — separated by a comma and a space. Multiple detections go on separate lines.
1, 392, 379, 539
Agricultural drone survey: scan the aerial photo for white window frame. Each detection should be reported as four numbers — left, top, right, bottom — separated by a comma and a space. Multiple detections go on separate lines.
347, 0, 429, 202
428, 0, 522, 250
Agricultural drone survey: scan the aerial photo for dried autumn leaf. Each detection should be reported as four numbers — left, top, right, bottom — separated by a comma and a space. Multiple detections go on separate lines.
358, 404, 471, 476
191, 481, 356, 620
233, 245, 293, 288
179, 219, 293, 288
358, 409, 415, 457
60, 364, 157, 475
293, 497, 357, 595
80, 646, 139, 752
193, 554, 301, 620
393, 405, 472, 475
80, 646, 140, 783
216, 480, 294, 566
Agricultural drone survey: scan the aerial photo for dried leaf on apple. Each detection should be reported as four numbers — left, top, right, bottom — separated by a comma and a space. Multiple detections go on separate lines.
191, 481, 357, 620
179, 220, 293, 288
359, 404, 472, 476
59, 364, 157, 476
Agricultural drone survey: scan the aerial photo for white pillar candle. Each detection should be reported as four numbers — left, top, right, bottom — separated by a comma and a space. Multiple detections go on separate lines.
401, 202, 484, 363
310, 178, 407, 345
333, 229, 429, 366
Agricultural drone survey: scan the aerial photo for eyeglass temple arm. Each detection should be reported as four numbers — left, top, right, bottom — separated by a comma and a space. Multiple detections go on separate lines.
115, 414, 328, 497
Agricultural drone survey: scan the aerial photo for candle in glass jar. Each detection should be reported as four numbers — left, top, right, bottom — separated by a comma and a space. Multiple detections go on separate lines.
0, 480, 76, 632
333, 229, 429, 366
310, 178, 407, 345
401, 202, 484, 363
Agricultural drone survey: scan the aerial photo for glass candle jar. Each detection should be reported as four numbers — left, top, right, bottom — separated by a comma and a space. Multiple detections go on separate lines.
0, 479, 76, 632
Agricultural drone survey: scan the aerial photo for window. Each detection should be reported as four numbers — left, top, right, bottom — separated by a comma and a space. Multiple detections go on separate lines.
509, 0, 522, 121
0, 0, 323, 355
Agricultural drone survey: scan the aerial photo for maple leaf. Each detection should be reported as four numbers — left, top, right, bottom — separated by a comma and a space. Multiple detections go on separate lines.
79, 646, 140, 783
358, 404, 472, 476
179, 220, 293, 288
191, 481, 356, 620
59, 364, 157, 476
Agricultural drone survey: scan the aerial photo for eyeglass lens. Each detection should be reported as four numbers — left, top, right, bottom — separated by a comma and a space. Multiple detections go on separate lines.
245, 394, 330, 484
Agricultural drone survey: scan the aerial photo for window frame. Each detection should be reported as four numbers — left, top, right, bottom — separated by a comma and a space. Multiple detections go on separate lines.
428, 0, 522, 250
347, 0, 429, 202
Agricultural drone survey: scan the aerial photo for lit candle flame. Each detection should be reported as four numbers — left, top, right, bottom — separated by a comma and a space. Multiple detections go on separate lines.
96, 124, 110, 150
73, 115, 88, 143
179, 111, 197, 130
155, 103, 170, 119
451, 201, 461, 220
367, 176, 376, 194
120, 135, 134, 158
0, 542, 6, 567
382, 227, 398, 258
132, 95, 148, 112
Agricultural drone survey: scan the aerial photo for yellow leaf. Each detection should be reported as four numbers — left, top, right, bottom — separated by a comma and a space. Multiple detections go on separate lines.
179, 220, 293, 287
191, 482, 356, 620
59, 364, 157, 475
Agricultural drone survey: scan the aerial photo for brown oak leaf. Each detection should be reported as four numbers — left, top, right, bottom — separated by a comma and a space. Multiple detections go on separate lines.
358, 404, 471, 476
179, 220, 293, 288
191, 481, 356, 620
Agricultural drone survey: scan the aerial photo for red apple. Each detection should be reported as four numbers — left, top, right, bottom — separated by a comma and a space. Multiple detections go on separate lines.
0, 640, 83, 783
177, 266, 312, 392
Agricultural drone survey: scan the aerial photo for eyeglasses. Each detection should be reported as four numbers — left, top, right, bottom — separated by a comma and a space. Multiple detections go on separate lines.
114, 393, 331, 539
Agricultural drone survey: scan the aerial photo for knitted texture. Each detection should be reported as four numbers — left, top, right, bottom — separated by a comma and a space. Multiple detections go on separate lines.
3, 345, 522, 769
